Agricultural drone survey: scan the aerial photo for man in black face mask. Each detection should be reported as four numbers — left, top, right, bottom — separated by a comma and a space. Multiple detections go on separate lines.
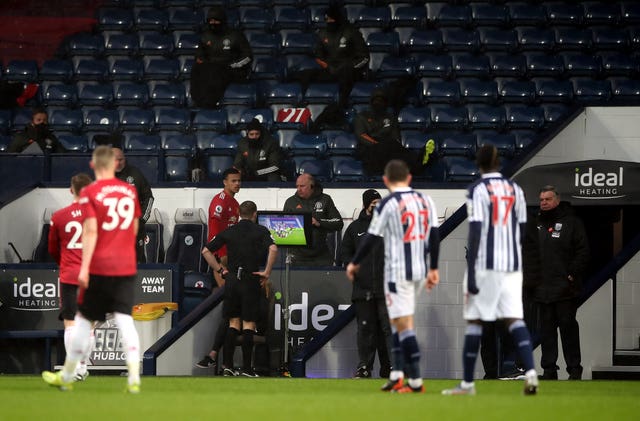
353, 89, 434, 177
233, 118, 283, 182
8, 107, 66, 153
190, 6, 253, 108
290, 3, 369, 108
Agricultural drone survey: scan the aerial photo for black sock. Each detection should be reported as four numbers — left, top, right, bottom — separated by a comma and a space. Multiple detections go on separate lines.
223, 327, 240, 370
241, 329, 255, 372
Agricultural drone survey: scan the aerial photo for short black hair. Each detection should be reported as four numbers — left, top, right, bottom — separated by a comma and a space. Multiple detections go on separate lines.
476, 144, 500, 173
223, 167, 241, 180
384, 159, 410, 182
239, 200, 257, 219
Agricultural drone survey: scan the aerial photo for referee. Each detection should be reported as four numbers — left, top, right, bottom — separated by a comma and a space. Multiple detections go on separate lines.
202, 201, 277, 377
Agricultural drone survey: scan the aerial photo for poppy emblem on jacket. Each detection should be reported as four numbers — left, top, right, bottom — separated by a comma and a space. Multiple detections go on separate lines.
243, 151, 248, 157
296, 204, 302, 209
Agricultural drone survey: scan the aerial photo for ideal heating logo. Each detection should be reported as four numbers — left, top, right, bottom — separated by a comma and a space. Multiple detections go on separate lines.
573, 166, 625, 200
11, 276, 59, 311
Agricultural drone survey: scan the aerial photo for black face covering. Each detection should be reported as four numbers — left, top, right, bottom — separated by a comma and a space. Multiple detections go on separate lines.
33, 123, 48, 138
326, 21, 339, 33
209, 23, 224, 34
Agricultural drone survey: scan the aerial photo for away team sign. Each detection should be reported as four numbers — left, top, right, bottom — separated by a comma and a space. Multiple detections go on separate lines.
514, 160, 640, 205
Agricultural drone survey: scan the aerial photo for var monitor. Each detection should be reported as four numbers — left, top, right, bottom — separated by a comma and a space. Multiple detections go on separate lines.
256, 211, 313, 248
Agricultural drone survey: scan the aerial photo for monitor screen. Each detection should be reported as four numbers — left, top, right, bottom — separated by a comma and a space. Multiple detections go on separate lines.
256, 211, 313, 248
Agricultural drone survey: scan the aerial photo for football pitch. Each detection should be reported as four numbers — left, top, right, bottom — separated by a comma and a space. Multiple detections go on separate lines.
2, 376, 639, 420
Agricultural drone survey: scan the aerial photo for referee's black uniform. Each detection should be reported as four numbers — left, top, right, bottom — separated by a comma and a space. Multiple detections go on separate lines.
204, 218, 275, 374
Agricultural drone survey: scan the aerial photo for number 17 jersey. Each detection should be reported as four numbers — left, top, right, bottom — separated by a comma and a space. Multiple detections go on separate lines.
79, 178, 141, 276
368, 187, 439, 282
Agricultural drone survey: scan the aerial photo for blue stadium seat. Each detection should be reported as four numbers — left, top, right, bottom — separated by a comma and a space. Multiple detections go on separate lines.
542, 104, 571, 126
404, 29, 443, 53
416, 54, 452, 79
40, 59, 73, 82
180, 271, 212, 315
436, 4, 472, 28
498, 79, 536, 104
621, 3, 640, 25
149, 81, 186, 106
197, 132, 240, 156
138, 31, 175, 56
224, 105, 250, 128
173, 31, 200, 55
401, 129, 431, 154
264, 82, 303, 105
155, 107, 191, 132
274, 6, 310, 31
563, 54, 601, 78
443, 156, 479, 183
421, 79, 461, 104
221, 83, 258, 106
488, 53, 527, 78
135, 7, 169, 31
431, 106, 469, 130
478, 28, 518, 53
119, 109, 156, 132
114, 82, 149, 107
3, 60, 38, 82
192, 108, 228, 132
332, 156, 365, 182
240, 7, 274, 31
275, 128, 301, 152
525, 53, 565, 78
437, 132, 476, 157
103, 32, 139, 56
295, 157, 333, 181
471, 3, 508, 27
513, 130, 538, 154
167, 7, 204, 31
161, 131, 197, 154
391, 5, 427, 28
376, 55, 415, 80
246, 31, 282, 57
535, 80, 574, 103
508, 3, 547, 26
290, 133, 327, 157
397, 106, 431, 131
516, 28, 555, 52
164, 154, 192, 182
57, 133, 89, 152
348, 81, 385, 105
584, 3, 620, 26
97, 7, 134, 31
73, 57, 109, 81
83, 109, 120, 132
77, 82, 114, 107
10, 108, 32, 133
554, 28, 593, 52
354, 6, 391, 30
64, 33, 105, 57
124, 133, 161, 150
143, 209, 164, 264
49, 109, 84, 133
326, 130, 357, 156
143, 57, 180, 80
441, 29, 480, 52
281, 31, 317, 55
41, 83, 78, 108
0, 133, 12, 150
545, 3, 584, 26
468, 105, 505, 130
505, 105, 545, 130
611, 78, 640, 101
452, 54, 491, 79
476, 131, 515, 158
572, 79, 612, 102
251, 56, 286, 82
109, 57, 144, 81
461, 78, 499, 105
0, 110, 11, 135
592, 28, 629, 51
237, 108, 274, 131
164, 208, 208, 272
204, 155, 235, 180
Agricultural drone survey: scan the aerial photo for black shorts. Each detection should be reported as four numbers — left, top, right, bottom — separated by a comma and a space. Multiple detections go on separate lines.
222, 273, 261, 322
78, 274, 136, 322
59, 283, 79, 321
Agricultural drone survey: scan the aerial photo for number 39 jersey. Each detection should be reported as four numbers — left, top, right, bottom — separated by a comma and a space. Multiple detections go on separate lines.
80, 178, 141, 276
368, 187, 439, 282
466, 173, 527, 272
49, 202, 85, 285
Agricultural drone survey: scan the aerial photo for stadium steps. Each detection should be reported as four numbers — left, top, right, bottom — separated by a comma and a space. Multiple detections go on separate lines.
592, 350, 640, 380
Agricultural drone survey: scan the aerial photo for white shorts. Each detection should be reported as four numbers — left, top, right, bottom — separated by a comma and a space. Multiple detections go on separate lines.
384, 278, 418, 319
463, 270, 523, 321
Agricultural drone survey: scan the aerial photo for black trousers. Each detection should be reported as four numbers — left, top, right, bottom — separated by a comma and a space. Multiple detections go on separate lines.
190, 62, 248, 108
538, 299, 582, 377
354, 296, 391, 375
290, 65, 363, 108
358, 142, 423, 177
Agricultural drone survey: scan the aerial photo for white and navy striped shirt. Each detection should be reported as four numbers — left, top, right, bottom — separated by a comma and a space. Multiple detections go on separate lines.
368, 187, 439, 282
466, 172, 527, 272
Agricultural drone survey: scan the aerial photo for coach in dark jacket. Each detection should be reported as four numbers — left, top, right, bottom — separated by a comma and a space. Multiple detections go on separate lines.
233, 118, 282, 182
527, 186, 589, 380
341, 189, 391, 378
190, 6, 252, 108
8, 107, 66, 153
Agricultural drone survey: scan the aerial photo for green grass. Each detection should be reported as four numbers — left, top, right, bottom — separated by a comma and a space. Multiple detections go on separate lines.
1, 376, 639, 420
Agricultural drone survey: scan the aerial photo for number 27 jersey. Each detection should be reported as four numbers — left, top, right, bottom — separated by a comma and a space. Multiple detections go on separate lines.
79, 178, 141, 276
49, 202, 84, 285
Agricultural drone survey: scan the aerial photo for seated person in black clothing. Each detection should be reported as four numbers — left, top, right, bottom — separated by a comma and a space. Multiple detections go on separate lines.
8, 107, 66, 153
233, 118, 283, 182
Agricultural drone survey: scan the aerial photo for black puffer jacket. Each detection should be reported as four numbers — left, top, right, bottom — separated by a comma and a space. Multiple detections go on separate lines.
341, 209, 385, 301
529, 202, 590, 303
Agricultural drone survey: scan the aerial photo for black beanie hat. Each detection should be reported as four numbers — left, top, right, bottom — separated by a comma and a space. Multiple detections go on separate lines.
362, 189, 382, 209
207, 6, 226, 23
246, 118, 262, 133
325, 3, 344, 22
93, 133, 123, 150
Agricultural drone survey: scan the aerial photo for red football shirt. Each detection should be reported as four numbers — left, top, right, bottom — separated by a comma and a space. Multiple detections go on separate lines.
48, 202, 84, 285
79, 178, 141, 276
207, 190, 239, 258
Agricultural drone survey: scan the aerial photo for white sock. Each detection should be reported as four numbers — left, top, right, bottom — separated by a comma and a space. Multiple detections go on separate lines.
62, 315, 92, 383
408, 378, 423, 388
64, 325, 74, 359
389, 370, 404, 381
113, 312, 141, 385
